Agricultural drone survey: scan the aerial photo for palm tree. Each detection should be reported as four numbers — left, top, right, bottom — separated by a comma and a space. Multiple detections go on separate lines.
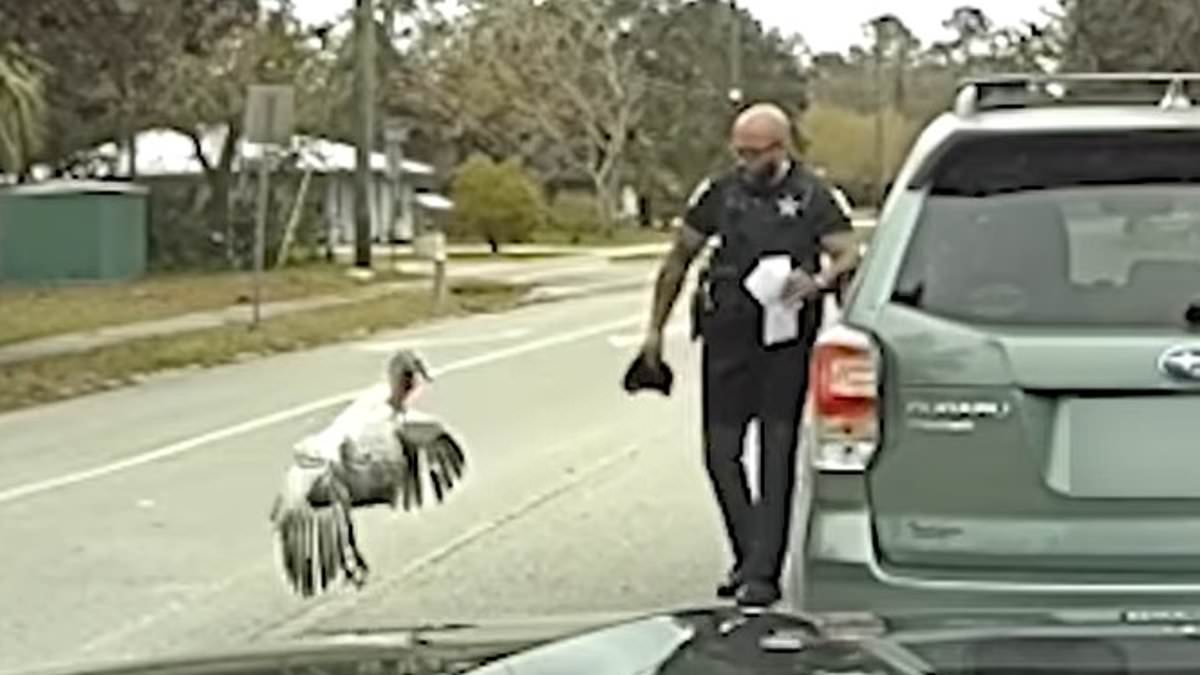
0, 47, 47, 178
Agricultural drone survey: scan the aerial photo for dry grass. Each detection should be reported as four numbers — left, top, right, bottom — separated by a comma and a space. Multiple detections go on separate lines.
526, 228, 673, 247
0, 265, 421, 347
0, 281, 526, 413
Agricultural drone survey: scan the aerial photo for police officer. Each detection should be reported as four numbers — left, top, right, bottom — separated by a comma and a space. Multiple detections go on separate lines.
639, 103, 860, 608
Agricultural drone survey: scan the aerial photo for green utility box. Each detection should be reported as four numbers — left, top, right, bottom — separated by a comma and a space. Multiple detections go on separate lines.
0, 180, 148, 283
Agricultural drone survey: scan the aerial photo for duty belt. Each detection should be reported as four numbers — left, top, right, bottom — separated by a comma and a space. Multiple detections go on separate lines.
690, 263, 745, 340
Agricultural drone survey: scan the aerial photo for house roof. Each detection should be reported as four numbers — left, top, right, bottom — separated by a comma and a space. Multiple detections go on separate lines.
78, 127, 435, 178
2, 180, 149, 197
415, 192, 454, 211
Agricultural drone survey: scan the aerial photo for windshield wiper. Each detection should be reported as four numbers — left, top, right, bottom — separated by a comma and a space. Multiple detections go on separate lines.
1184, 298, 1200, 326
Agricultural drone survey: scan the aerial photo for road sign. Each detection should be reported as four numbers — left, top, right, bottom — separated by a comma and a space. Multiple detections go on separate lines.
383, 117, 411, 144
244, 83, 292, 327
244, 85, 295, 146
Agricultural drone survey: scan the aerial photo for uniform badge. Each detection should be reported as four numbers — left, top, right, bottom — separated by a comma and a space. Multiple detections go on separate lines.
777, 195, 800, 217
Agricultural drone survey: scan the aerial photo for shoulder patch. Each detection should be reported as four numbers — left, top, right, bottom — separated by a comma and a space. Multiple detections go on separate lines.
686, 177, 713, 208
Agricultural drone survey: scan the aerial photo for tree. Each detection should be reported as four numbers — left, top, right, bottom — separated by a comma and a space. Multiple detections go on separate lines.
398, 0, 809, 219
154, 7, 322, 256
0, 0, 259, 176
450, 155, 546, 253
867, 14, 920, 112
801, 101, 918, 205
0, 47, 47, 178
937, 6, 993, 71
402, 0, 648, 223
809, 5, 1056, 144
803, 7, 1063, 205
1059, 0, 1200, 71
628, 0, 809, 205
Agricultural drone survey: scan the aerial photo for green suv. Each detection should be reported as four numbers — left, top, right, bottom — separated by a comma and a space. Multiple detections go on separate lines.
797, 73, 1200, 612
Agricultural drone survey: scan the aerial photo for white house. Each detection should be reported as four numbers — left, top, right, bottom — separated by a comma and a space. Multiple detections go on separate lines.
72, 127, 442, 242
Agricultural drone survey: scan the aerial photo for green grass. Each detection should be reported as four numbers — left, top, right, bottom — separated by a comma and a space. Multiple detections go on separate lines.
0, 265, 422, 347
0, 281, 527, 413
390, 250, 570, 263
446, 227, 673, 249
525, 227, 673, 247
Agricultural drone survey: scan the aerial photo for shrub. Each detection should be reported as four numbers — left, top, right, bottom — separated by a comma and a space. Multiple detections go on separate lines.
546, 191, 608, 244
450, 154, 545, 252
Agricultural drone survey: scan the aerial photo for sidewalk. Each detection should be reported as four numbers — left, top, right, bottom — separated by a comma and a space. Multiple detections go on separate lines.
0, 244, 668, 366
330, 241, 670, 261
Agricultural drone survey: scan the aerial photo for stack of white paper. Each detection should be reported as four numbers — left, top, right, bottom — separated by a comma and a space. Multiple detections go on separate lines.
743, 255, 804, 346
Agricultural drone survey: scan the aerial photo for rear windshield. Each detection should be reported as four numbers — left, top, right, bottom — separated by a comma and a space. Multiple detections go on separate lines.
893, 132, 1200, 327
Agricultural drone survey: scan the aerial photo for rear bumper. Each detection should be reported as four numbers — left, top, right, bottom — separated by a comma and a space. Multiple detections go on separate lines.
801, 558, 1200, 613
798, 484, 1200, 612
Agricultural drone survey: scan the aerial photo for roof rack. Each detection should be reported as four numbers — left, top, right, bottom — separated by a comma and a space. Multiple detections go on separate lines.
953, 72, 1200, 116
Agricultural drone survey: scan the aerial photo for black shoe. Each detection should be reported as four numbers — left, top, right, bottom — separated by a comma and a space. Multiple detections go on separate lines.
735, 580, 781, 609
716, 569, 744, 599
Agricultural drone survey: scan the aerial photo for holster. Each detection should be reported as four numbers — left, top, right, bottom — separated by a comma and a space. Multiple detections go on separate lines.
690, 264, 713, 341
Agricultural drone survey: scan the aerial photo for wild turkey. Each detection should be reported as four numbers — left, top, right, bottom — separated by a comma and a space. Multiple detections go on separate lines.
269, 350, 467, 597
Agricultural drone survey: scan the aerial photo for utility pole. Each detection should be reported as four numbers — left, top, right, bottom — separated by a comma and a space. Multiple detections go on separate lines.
384, 119, 409, 272
252, 148, 271, 325
873, 40, 886, 206
728, 0, 743, 108
354, 0, 376, 269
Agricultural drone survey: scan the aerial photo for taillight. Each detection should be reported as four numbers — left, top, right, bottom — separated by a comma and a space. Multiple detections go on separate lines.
808, 324, 879, 472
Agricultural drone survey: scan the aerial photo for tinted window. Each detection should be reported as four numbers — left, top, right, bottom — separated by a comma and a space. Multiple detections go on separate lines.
894, 134, 1200, 327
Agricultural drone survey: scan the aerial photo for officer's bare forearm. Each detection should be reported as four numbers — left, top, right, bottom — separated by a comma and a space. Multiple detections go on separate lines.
648, 256, 689, 336
647, 227, 706, 337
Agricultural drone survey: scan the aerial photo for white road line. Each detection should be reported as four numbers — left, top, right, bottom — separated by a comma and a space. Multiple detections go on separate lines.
526, 277, 652, 302
501, 262, 609, 284
352, 328, 532, 351
0, 316, 641, 506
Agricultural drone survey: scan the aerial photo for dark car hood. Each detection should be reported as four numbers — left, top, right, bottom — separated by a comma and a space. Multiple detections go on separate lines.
23, 605, 1200, 675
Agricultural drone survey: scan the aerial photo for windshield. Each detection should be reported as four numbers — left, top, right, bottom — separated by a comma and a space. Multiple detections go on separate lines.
9, 1, 1200, 674
895, 185, 1200, 327
894, 133, 1200, 327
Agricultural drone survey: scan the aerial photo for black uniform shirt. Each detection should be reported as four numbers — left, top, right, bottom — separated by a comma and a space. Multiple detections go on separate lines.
684, 161, 851, 340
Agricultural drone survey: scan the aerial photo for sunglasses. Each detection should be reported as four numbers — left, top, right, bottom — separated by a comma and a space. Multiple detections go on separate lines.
732, 141, 782, 162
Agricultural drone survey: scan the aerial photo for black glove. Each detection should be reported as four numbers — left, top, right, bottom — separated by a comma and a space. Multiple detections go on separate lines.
622, 353, 674, 396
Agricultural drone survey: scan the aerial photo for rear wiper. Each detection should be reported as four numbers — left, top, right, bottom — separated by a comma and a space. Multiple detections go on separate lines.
891, 282, 925, 307
1185, 299, 1200, 326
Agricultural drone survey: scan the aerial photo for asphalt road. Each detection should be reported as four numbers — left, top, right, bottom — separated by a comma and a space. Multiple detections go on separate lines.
0, 261, 805, 675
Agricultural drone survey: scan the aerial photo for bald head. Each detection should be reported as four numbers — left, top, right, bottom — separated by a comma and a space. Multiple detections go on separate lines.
732, 103, 792, 144
730, 102, 792, 182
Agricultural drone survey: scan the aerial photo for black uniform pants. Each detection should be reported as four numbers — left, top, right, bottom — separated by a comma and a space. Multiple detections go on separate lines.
701, 319, 812, 586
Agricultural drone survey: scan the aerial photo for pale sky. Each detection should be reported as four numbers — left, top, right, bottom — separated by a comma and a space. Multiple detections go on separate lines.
739, 0, 1054, 53
289, 0, 1056, 54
